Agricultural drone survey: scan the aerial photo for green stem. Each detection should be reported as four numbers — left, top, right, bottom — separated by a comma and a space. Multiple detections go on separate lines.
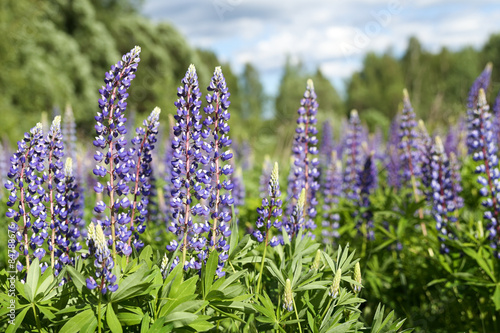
98, 292, 102, 333
292, 297, 303, 333
32, 303, 42, 333
256, 241, 269, 295
320, 297, 333, 323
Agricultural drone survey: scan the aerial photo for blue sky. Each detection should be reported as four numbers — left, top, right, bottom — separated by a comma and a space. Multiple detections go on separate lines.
142, 0, 500, 96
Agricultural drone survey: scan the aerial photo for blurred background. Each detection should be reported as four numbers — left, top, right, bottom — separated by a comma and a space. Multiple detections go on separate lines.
1, 0, 500, 162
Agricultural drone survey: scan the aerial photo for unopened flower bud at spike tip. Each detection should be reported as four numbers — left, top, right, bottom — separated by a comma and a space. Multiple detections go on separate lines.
478, 88, 487, 106
307, 78, 314, 90
52, 115, 61, 130
435, 136, 444, 154
403, 88, 409, 99
64, 157, 73, 178
353, 262, 362, 293
298, 188, 306, 212
350, 109, 358, 118
271, 162, 279, 183
310, 249, 322, 271
283, 278, 294, 312
188, 64, 196, 75
329, 268, 341, 298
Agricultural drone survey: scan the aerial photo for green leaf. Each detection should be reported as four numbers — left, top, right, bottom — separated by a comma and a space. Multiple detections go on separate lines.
5, 306, 30, 333
493, 285, 500, 311
67, 266, 87, 294
25, 258, 40, 302
139, 245, 153, 268
111, 265, 152, 302
106, 304, 123, 333
37, 304, 56, 321
203, 250, 218, 295
163, 311, 198, 327
59, 309, 96, 333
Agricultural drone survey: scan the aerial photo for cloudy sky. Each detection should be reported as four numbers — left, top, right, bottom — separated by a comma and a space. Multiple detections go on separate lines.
142, 0, 500, 95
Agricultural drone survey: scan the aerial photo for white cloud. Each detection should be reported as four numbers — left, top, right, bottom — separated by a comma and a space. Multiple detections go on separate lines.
141, 0, 500, 94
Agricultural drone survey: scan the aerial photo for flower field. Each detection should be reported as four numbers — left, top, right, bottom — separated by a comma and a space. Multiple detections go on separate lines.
1, 45, 500, 333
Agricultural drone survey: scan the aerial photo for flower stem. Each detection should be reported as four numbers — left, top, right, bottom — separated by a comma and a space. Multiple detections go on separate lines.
32, 303, 42, 333
292, 296, 303, 333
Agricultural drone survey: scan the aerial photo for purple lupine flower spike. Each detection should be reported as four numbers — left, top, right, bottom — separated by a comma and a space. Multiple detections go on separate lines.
168, 64, 211, 272
356, 152, 376, 240
93, 46, 141, 259
467, 63, 492, 155
429, 137, 457, 254
386, 115, 401, 189
418, 120, 433, 203
398, 89, 421, 189
343, 110, 364, 201
85, 222, 118, 294
53, 158, 82, 277
319, 120, 334, 167
253, 162, 283, 247
448, 152, 464, 211
284, 79, 320, 240
321, 151, 342, 245
128, 107, 161, 252
45, 116, 65, 270
203, 66, 233, 277
162, 116, 176, 226
467, 88, 500, 256
6, 122, 47, 271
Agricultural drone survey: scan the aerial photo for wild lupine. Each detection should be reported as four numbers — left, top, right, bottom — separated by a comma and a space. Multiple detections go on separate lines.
203, 66, 233, 277
467, 88, 500, 254
398, 89, 421, 190
386, 116, 401, 189
342, 110, 364, 201
85, 222, 118, 294
321, 151, 342, 245
285, 79, 320, 239
352, 262, 362, 293
493, 89, 500, 145
283, 278, 294, 312
53, 158, 82, 276
429, 137, 457, 254
467, 63, 492, 155
285, 188, 306, 239
44, 116, 66, 270
449, 152, 464, 211
417, 120, 433, 203
356, 153, 376, 240
168, 64, 211, 271
253, 162, 283, 247
92, 46, 141, 259
329, 268, 342, 298
319, 120, 334, 167
6, 123, 47, 271
126, 107, 161, 251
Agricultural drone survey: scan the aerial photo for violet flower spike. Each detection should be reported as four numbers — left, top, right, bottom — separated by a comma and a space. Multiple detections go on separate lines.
284, 79, 320, 240
85, 222, 118, 294
430, 137, 457, 254
92, 46, 141, 259
168, 64, 211, 273
321, 152, 342, 245
45, 116, 65, 271
467, 88, 500, 255
128, 107, 161, 252
342, 110, 364, 201
203, 66, 234, 278
355, 152, 376, 240
6, 122, 47, 271
253, 162, 283, 247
